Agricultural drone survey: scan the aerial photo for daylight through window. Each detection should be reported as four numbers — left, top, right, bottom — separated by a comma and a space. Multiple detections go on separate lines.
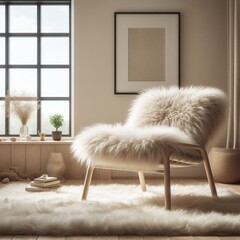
0, 1, 71, 136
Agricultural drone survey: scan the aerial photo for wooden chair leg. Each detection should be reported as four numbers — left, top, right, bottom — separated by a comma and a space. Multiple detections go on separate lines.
82, 166, 94, 200
163, 153, 171, 210
138, 171, 147, 192
201, 149, 218, 197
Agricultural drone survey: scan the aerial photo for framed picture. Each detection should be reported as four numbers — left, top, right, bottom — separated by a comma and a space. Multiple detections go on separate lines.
114, 12, 180, 94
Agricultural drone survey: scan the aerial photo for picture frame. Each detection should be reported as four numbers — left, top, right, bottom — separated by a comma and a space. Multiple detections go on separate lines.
114, 12, 180, 94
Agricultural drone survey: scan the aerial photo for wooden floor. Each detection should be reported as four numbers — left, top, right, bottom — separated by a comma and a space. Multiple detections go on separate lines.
0, 236, 240, 240
1, 179, 240, 240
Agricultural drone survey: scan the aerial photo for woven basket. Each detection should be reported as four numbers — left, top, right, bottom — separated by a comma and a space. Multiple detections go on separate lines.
209, 147, 240, 184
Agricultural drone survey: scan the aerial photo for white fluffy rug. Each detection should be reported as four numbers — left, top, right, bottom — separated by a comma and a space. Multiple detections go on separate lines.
0, 181, 240, 236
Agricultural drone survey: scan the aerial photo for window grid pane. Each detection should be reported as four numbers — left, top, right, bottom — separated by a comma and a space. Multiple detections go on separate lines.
0, 37, 5, 64
0, 101, 5, 135
41, 5, 69, 33
9, 69, 37, 96
9, 5, 37, 33
0, 69, 5, 97
41, 101, 70, 135
41, 69, 69, 97
41, 37, 69, 65
0, 6, 5, 33
9, 37, 37, 64
2, 3, 71, 136
9, 101, 38, 135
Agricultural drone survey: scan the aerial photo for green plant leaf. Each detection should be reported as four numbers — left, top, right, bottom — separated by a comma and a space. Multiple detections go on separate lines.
49, 114, 64, 131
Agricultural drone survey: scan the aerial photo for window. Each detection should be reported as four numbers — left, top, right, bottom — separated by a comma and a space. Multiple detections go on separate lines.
0, 1, 71, 136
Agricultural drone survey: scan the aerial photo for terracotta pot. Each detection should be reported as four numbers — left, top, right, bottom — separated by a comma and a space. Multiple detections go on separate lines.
52, 131, 62, 141
209, 147, 240, 183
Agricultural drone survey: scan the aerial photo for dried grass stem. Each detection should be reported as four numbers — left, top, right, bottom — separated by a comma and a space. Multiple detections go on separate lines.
12, 102, 35, 125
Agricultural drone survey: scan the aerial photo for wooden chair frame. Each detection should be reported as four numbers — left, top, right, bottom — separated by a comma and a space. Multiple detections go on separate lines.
81, 143, 217, 210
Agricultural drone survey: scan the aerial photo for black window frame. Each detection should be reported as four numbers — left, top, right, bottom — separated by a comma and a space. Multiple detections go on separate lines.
0, 0, 71, 137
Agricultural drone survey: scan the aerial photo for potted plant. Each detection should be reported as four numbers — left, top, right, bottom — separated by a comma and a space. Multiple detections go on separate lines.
50, 114, 64, 141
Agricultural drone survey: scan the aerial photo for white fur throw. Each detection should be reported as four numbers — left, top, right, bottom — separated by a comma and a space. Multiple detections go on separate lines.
126, 86, 227, 146
71, 124, 195, 167
71, 86, 227, 167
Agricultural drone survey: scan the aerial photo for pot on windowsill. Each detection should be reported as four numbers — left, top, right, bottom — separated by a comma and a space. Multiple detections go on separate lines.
209, 147, 240, 184
49, 114, 64, 141
52, 131, 62, 141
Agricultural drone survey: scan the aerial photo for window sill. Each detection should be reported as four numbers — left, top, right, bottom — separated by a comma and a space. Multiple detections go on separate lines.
0, 139, 73, 145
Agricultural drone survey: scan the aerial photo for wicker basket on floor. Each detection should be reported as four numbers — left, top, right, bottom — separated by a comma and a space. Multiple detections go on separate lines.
209, 147, 240, 183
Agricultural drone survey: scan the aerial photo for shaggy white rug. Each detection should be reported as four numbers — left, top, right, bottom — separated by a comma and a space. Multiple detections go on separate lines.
0, 181, 240, 236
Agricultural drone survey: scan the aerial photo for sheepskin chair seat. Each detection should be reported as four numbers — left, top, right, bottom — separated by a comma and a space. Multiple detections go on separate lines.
71, 86, 227, 210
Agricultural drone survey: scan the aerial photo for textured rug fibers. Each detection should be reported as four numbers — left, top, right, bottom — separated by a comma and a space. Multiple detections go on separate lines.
0, 181, 240, 235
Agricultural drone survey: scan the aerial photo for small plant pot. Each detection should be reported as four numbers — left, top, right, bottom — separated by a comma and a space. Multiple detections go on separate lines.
209, 147, 240, 184
52, 131, 62, 141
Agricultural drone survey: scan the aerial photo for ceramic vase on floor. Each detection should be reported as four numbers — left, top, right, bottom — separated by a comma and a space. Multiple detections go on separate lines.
47, 153, 66, 181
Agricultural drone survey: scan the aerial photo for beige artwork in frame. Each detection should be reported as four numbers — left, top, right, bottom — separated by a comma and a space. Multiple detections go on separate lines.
114, 12, 180, 94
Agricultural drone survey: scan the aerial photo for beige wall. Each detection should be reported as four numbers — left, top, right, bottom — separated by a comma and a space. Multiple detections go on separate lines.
72, 0, 228, 177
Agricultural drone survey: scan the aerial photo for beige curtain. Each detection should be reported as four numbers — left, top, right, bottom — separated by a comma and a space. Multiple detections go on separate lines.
226, 0, 240, 148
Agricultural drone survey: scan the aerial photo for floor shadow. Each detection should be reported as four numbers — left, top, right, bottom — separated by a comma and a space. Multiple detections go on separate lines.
144, 193, 240, 214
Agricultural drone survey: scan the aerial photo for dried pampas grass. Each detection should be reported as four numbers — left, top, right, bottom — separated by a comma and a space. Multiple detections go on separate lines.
5, 91, 39, 125
12, 101, 35, 125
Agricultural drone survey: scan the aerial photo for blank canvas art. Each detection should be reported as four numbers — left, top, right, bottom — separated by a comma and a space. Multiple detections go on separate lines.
128, 28, 166, 82
114, 12, 180, 94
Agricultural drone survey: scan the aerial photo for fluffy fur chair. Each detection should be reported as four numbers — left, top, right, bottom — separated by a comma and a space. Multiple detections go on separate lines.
71, 86, 227, 210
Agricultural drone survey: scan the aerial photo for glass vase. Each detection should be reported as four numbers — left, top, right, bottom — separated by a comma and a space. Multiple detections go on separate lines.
19, 125, 29, 141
